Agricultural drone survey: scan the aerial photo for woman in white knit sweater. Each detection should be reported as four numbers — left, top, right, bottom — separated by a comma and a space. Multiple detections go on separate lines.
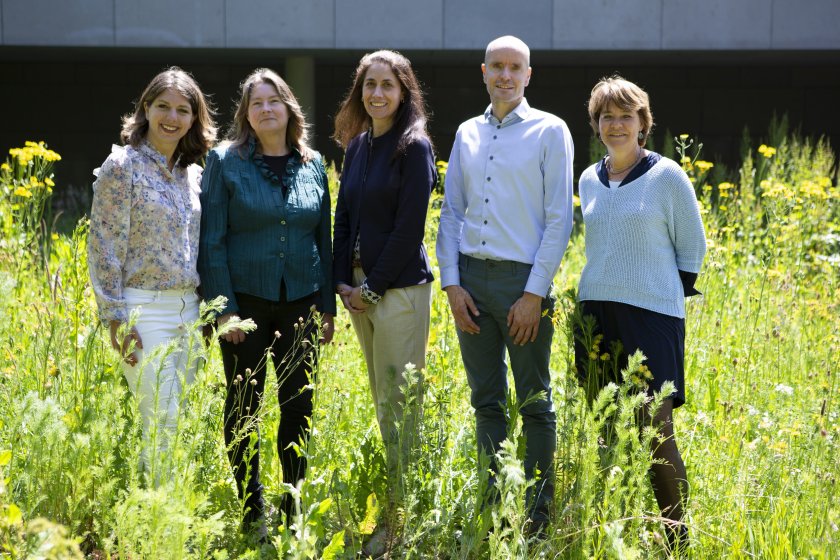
576, 75, 706, 553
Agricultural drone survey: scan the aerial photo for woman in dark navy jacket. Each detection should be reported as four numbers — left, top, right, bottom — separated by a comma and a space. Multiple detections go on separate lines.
198, 68, 335, 533
332, 50, 435, 538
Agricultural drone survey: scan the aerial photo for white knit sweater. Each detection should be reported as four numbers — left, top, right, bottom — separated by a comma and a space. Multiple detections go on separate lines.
577, 155, 707, 318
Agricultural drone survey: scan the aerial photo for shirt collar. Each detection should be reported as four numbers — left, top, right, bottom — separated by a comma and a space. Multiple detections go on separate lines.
139, 139, 181, 174
484, 98, 531, 126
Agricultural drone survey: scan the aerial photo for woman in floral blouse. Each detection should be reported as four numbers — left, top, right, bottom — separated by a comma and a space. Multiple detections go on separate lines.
88, 67, 216, 476
198, 68, 335, 533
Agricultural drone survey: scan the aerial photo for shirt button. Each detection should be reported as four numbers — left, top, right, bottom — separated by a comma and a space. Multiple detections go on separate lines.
280, 236, 286, 241
489, 155, 494, 160
482, 241, 486, 245
486, 177, 491, 182
484, 198, 489, 203
496, 125, 501, 129
484, 220, 488, 224
279, 253, 285, 258
493, 135, 497, 140
281, 220, 286, 225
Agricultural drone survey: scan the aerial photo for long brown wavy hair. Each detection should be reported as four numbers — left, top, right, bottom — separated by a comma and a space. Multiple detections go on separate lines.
120, 67, 216, 167
332, 50, 432, 158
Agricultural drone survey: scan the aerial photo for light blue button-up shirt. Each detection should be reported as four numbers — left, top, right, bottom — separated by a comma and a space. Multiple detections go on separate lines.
437, 98, 575, 297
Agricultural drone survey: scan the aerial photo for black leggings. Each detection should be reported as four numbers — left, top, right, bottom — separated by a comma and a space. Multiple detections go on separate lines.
220, 291, 320, 518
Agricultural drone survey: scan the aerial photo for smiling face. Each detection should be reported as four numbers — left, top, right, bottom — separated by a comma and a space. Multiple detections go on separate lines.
246, 82, 290, 142
362, 61, 403, 136
482, 45, 531, 119
598, 101, 643, 156
144, 88, 195, 157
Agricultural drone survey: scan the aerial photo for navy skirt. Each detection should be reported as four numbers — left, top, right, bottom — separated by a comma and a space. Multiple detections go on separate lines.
574, 300, 686, 408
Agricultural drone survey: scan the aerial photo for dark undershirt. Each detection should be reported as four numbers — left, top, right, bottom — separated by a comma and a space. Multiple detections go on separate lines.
262, 154, 291, 196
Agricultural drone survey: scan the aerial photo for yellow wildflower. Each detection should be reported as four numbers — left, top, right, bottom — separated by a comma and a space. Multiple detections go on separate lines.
695, 160, 714, 172
589, 351, 598, 360
758, 144, 776, 158
679, 134, 689, 140
680, 156, 691, 164
44, 177, 55, 187
13, 186, 32, 198
0, 162, 9, 173
573, 194, 581, 207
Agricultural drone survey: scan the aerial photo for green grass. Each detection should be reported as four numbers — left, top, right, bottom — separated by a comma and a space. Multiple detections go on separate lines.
0, 131, 837, 558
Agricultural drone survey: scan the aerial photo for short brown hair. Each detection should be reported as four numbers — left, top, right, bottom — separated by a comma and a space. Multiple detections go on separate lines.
587, 75, 654, 147
121, 67, 216, 167
227, 68, 313, 162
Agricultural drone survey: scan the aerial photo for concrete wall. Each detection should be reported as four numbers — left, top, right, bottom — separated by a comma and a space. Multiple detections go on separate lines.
3, 0, 840, 50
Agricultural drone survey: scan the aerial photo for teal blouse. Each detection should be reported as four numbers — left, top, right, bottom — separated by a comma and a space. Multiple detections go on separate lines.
198, 137, 336, 316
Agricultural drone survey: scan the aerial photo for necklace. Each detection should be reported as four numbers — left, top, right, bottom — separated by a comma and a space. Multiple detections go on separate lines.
607, 149, 643, 175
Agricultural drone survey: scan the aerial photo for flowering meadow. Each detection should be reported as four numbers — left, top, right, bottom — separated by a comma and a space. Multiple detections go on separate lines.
0, 129, 837, 559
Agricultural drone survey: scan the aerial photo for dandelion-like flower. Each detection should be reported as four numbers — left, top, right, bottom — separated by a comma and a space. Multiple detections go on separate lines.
695, 160, 714, 172
758, 144, 777, 158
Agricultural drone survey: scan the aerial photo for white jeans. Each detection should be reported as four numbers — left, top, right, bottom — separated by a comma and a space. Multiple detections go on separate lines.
122, 288, 201, 461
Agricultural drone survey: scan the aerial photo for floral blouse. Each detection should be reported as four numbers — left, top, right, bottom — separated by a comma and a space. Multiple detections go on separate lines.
88, 141, 202, 323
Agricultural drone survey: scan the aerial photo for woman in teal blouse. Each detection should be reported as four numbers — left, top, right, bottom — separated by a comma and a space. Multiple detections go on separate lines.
198, 68, 335, 533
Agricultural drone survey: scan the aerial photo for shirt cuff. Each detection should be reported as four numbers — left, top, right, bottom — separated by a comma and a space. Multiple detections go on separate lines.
679, 270, 702, 297
524, 274, 551, 299
439, 266, 460, 289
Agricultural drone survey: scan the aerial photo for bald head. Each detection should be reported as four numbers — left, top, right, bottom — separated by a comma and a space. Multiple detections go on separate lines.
485, 35, 530, 67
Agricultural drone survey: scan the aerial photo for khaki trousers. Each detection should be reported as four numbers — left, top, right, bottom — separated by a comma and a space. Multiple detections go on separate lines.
350, 267, 431, 495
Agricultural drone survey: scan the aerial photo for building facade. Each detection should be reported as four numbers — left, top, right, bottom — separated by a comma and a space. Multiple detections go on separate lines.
2, 0, 838, 198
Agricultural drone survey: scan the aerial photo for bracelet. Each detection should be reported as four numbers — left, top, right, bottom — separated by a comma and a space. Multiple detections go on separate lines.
359, 281, 382, 305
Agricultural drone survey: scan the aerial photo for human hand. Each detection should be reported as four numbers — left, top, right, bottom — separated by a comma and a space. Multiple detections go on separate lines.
109, 320, 143, 366
337, 283, 365, 314
444, 285, 480, 334
320, 313, 335, 344
218, 312, 246, 344
348, 286, 371, 311
507, 292, 543, 345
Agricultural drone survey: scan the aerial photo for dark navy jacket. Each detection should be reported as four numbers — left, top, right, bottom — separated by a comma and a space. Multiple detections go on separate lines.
333, 128, 435, 295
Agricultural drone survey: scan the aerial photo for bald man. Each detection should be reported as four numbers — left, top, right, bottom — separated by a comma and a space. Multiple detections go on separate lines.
436, 35, 574, 533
